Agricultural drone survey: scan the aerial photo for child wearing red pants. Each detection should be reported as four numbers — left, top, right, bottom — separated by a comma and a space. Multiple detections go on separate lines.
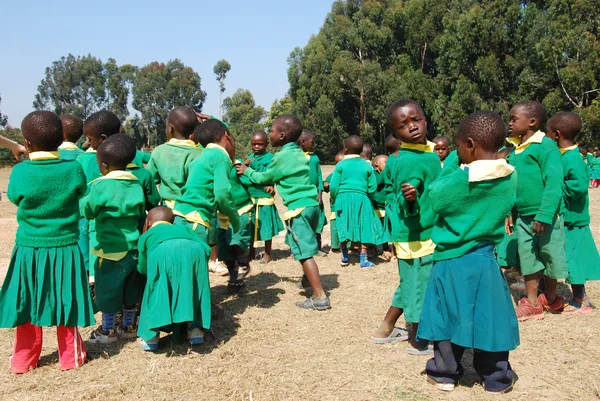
0, 111, 95, 373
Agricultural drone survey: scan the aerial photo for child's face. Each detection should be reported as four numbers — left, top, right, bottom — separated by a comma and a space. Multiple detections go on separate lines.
96, 157, 110, 176
251, 135, 268, 154
508, 106, 534, 138
223, 132, 236, 161
456, 138, 475, 165
545, 123, 559, 143
390, 105, 427, 144
301, 136, 315, 152
433, 140, 449, 161
269, 123, 285, 147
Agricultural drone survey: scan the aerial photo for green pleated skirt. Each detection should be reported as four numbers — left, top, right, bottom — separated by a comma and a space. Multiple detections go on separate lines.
383, 203, 399, 242
565, 225, 600, 284
218, 211, 253, 261
418, 243, 520, 352
0, 244, 95, 328
254, 204, 284, 242
334, 192, 383, 245
496, 233, 518, 268
315, 203, 328, 234
138, 238, 211, 342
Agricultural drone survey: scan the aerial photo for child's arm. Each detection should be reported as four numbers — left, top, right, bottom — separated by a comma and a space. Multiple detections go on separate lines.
80, 183, 102, 220
393, 166, 423, 216
329, 164, 342, 202
147, 157, 161, 186
214, 161, 241, 232
6, 166, 23, 206
366, 169, 378, 196
535, 144, 565, 228
563, 162, 588, 203
316, 160, 324, 204
136, 235, 148, 275
237, 153, 285, 185
144, 178, 161, 210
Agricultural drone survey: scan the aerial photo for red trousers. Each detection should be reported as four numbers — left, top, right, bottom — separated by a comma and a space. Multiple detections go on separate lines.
10, 322, 87, 374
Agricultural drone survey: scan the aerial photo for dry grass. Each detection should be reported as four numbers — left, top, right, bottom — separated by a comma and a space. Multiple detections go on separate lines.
1, 165, 600, 400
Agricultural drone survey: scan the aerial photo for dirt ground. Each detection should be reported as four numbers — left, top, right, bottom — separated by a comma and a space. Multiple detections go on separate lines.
1, 165, 600, 401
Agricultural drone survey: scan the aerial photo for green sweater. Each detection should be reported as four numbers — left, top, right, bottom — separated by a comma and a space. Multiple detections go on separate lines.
239, 151, 274, 199
76, 150, 101, 184
80, 172, 145, 253
391, 147, 441, 241
174, 145, 240, 232
59, 148, 84, 161
230, 160, 252, 209
430, 165, 517, 261
244, 142, 318, 210
307, 153, 324, 191
508, 137, 563, 224
372, 170, 386, 210
439, 150, 460, 178
561, 147, 590, 227
127, 164, 161, 211
147, 142, 202, 202
132, 150, 151, 168
329, 156, 377, 202
8, 159, 87, 247
383, 154, 398, 205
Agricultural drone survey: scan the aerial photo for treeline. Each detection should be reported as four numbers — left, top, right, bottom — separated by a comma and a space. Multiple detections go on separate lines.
287, 0, 600, 160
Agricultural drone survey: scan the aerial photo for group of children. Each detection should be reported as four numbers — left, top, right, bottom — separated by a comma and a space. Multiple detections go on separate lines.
0, 98, 598, 396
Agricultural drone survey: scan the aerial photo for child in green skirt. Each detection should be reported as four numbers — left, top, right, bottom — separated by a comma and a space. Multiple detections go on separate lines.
240, 130, 284, 264
419, 111, 519, 394
236, 115, 330, 310
58, 114, 84, 160
0, 111, 94, 373
330, 135, 383, 268
546, 112, 600, 312
137, 207, 211, 350
372, 154, 393, 259
323, 151, 345, 254
81, 134, 146, 344
382, 135, 401, 260
371, 100, 441, 354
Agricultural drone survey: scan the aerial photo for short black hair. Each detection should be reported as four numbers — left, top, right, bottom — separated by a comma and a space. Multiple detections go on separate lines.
167, 107, 198, 138
274, 114, 303, 142
195, 119, 228, 148
251, 130, 268, 141
344, 135, 363, 155
146, 206, 174, 224
456, 111, 506, 153
299, 129, 316, 140
547, 112, 582, 141
60, 114, 83, 143
513, 101, 547, 127
386, 99, 424, 127
83, 110, 121, 138
97, 133, 136, 169
361, 143, 373, 159
433, 136, 449, 146
21, 111, 63, 151
384, 135, 400, 154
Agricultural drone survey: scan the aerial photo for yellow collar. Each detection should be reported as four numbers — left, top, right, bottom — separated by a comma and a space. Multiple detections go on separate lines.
150, 221, 172, 229
460, 159, 514, 182
400, 141, 435, 153
85, 147, 97, 153
93, 170, 138, 183
514, 131, 545, 154
206, 143, 230, 158
58, 142, 79, 150
169, 138, 197, 148
505, 137, 521, 147
28, 151, 60, 160
560, 145, 577, 155
304, 151, 314, 155
343, 154, 361, 160
126, 163, 138, 169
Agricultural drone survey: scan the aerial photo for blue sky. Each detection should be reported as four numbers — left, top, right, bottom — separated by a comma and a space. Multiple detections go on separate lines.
0, 0, 335, 126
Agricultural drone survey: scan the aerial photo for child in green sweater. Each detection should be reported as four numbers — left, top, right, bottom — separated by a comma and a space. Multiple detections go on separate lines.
137, 207, 211, 350
382, 135, 401, 260
58, 114, 84, 160
371, 99, 441, 355
330, 135, 383, 268
147, 106, 202, 208
81, 134, 146, 344
546, 112, 600, 312
323, 151, 345, 254
432, 136, 450, 167
0, 111, 94, 373
506, 101, 567, 321
236, 115, 331, 310
419, 111, 519, 394
372, 154, 393, 259
240, 130, 284, 264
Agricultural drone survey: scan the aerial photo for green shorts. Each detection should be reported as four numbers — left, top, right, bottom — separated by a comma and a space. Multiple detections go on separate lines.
391, 254, 433, 324
174, 216, 210, 245
516, 215, 568, 279
94, 251, 143, 313
217, 212, 253, 261
285, 206, 320, 261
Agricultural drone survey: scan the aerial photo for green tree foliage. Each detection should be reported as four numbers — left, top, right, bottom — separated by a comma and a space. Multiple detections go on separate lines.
0, 127, 23, 166
214, 59, 232, 118
264, 96, 293, 130
131, 59, 206, 147
222, 89, 266, 158
0, 95, 8, 128
288, 0, 600, 160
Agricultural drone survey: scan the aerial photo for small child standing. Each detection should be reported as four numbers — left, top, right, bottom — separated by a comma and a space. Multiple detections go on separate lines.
419, 111, 519, 394
330, 135, 383, 268
546, 112, 600, 312
240, 130, 284, 264
80, 134, 146, 343
236, 115, 330, 310
58, 114, 84, 160
360, 143, 373, 161
323, 151, 345, 253
383, 135, 401, 257
0, 111, 94, 373
432, 136, 450, 166
137, 207, 211, 350
507, 101, 568, 321
372, 154, 392, 258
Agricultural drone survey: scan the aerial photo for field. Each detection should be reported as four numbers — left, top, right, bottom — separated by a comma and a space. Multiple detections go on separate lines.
1, 165, 600, 401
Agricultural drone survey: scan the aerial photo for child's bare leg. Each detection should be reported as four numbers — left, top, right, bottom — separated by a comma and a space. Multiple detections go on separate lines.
300, 257, 326, 299
210, 244, 218, 262
248, 243, 255, 261
373, 306, 403, 337
524, 273, 539, 306
543, 275, 558, 304
407, 322, 428, 349
263, 240, 272, 263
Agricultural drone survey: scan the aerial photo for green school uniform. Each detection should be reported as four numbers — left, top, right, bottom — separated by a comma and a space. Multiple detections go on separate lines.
76, 148, 101, 183
127, 164, 161, 212
147, 139, 202, 206
560, 146, 600, 284
0, 153, 95, 328
132, 150, 151, 168
58, 142, 84, 161
239, 151, 284, 242
382, 153, 399, 242
324, 173, 340, 249
75, 148, 100, 277
306, 152, 327, 233
330, 155, 383, 244
372, 169, 386, 212
243, 142, 319, 260
137, 222, 211, 342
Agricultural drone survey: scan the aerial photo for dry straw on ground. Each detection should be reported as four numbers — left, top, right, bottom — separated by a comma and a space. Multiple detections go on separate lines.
0, 165, 599, 400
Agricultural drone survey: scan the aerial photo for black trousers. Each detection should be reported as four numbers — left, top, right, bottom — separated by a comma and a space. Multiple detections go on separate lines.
426, 341, 515, 392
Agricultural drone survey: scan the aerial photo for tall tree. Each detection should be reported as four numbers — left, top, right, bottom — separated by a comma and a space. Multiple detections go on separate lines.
264, 96, 293, 130
214, 59, 232, 118
132, 59, 205, 147
222, 89, 266, 157
0, 95, 8, 128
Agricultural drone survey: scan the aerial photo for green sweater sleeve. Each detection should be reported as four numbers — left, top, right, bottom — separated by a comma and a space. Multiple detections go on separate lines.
366, 167, 377, 195
80, 189, 100, 220
563, 156, 589, 204
7, 166, 23, 206
329, 164, 342, 202
393, 167, 422, 217
317, 159, 324, 191
147, 156, 160, 186
244, 153, 285, 185
137, 234, 148, 275
536, 143, 564, 224
214, 161, 240, 232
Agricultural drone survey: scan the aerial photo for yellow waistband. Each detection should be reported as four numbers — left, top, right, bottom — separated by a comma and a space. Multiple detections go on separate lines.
284, 208, 305, 221
92, 249, 128, 262
252, 197, 275, 206
329, 211, 336, 220
393, 239, 436, 259
172, 210, 210, 230
375, 209, 386, 218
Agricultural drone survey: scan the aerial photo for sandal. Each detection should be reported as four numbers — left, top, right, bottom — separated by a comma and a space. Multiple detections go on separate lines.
563, 297, 593, 315
370, 327, 409, 344
405, 344, 434, 355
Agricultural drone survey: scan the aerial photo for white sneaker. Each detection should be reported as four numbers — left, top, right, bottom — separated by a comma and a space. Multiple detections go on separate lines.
187, 324, 205, 345
88, 327, 118, 344
209, 260, 229, 276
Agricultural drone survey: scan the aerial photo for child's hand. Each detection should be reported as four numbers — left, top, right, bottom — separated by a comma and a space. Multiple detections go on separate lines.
245, 158, 255, 166
532, 220, 549, 236
323, 181, 330, 191
505, 216, 514, 235
195, 112, 211, 123
235, 163, 247, 175
265, 186, 276, 196
401, 183, 417, 202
